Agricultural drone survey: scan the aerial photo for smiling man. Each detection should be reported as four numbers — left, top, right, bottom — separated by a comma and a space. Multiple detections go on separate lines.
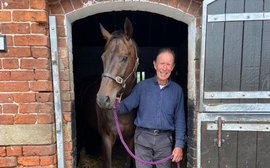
120, 48, 186, 168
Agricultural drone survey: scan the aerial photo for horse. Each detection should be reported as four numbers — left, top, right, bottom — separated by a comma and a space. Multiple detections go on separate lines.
96, 18, 139, 168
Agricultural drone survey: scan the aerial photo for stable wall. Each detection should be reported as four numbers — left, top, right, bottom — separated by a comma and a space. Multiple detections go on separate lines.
0, 0, 202, 167
0, 0, 59, 167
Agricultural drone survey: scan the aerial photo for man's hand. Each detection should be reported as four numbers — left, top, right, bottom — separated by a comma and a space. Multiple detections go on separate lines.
171, 147, 183, 162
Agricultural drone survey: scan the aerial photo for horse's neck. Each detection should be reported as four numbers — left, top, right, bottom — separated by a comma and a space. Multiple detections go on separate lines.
122, 76, 136, 98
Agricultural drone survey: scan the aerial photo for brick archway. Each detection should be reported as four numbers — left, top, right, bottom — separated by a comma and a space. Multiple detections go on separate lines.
48, 0, 202, 167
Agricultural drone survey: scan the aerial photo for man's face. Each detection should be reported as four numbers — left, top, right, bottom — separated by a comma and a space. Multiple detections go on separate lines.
153, 51, 175, 85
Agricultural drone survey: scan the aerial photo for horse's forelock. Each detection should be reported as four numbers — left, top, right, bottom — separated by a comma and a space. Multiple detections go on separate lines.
105, 31, 137, 56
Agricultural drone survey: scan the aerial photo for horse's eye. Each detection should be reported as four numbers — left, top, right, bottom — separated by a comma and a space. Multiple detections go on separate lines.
121, 56, 128, 62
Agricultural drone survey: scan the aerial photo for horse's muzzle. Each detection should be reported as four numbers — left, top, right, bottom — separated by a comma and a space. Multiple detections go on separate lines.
96, 95, 113, 109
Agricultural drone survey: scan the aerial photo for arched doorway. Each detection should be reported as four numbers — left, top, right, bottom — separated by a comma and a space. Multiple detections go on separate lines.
72, 11, 188, 167
59, 1, 199, 167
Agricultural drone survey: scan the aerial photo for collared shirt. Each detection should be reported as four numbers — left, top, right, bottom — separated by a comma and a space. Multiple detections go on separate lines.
120, 76, 186, 148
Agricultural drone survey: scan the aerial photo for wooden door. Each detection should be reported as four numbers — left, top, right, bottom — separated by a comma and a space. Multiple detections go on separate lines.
198, 0, 270, 167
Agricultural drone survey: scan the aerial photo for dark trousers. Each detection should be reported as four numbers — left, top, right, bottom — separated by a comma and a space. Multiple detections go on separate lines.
134, 127, 173, 168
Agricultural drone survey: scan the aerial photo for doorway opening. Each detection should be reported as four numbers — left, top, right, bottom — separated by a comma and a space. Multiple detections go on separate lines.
72, 11, 188, 167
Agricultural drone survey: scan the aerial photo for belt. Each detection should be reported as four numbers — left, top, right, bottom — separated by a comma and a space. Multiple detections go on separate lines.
137, 127, 172, 135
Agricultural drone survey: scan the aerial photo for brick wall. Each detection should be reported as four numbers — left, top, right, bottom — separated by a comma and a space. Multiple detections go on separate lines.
0, 0, 51, 123
0, 0, 59, 167
0, 0, 202, 167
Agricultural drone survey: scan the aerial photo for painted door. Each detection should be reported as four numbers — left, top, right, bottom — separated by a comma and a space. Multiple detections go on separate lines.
198, 0, 270, 167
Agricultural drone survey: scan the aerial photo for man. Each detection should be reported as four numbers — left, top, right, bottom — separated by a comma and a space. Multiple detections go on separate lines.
120, 48, 186, 168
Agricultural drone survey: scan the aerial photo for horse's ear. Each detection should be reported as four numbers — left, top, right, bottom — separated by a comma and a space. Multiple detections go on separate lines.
100, 23, 111, 41
124, 18, 133, 40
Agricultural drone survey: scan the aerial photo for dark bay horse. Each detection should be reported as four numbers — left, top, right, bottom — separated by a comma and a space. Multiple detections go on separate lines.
96, 18, 138, 168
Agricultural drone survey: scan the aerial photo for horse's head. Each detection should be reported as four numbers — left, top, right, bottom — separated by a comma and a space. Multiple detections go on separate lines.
96, 18, 139, 109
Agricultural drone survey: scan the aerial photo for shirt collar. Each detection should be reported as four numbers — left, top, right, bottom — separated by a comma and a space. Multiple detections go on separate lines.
153, 76, 171, 87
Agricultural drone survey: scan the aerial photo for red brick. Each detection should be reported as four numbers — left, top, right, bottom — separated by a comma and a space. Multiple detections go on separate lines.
2, 23, 30, 34
56, 15, 65, 26
0, 71, 11, 80
197, 16, 202, 28
6, 36, 13, 46
58, 37, 67, 47
14, 114, 37, 124
50, 3, 64, 14
61, 81, 70, 90
2, 59, 19, 69
188, 1, 202, 16
19, 103, 39, 113
34, 70, 51, 80
178, 0, 191, 12
71, 0, 83, 9
37, 114, 53, 124
40, 155, 56, 166
35, 59, 50, 68
18, 156, 40, 166
59, 58, 69, 70
64, 142, 72, 151
3, 104, 18, 113
13, 93, 36, 103
20, 58, 49, 69
11, 71, 35, 81
31, 23, 48, 35
6, 146, 22, 156
59, 70, 69, 80
0, 11, 11, 21
0, 82, 30, 92
38, 103, 54, 113
58, 48, 68, 58
62, 102, 71, 112
61, 58, 70, 70
0, 52, 9, 58
36, 93, 53, 102
0, 147, 6, 156
64, 151, 73, 160
30, 81, 53, 92
63, 112, 71, 122
20, 59, 35, 69
23, 145, 56, 156
14, 35, 48, 46
0, 114, 14, 124
57, 26, 66, 37
0, 94, 13, 103
13, 11, 48, 23
0, 51, 10, 59
8, 47, 32, 57
0, 157, 17, 167
30, 0, 47, 10
168, 0, 179, 7
31, 47, 50, 58
4, 0, 29, 9
65, 160, 73, 168
60, 91, 71, 101
61, 0, 74, 13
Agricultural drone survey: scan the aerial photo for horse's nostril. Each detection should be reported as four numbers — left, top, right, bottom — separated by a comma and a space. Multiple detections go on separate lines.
96, 95, 111, 108
104, 96, 110, 104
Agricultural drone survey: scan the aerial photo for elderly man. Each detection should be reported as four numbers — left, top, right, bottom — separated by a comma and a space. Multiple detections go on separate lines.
120, 48, 186, 168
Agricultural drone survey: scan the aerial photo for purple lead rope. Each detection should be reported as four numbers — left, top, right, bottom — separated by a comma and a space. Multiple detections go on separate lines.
113, 99, 180, 168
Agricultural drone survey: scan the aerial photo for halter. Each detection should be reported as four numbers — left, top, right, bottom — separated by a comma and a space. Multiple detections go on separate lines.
102, 56, 139, 89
